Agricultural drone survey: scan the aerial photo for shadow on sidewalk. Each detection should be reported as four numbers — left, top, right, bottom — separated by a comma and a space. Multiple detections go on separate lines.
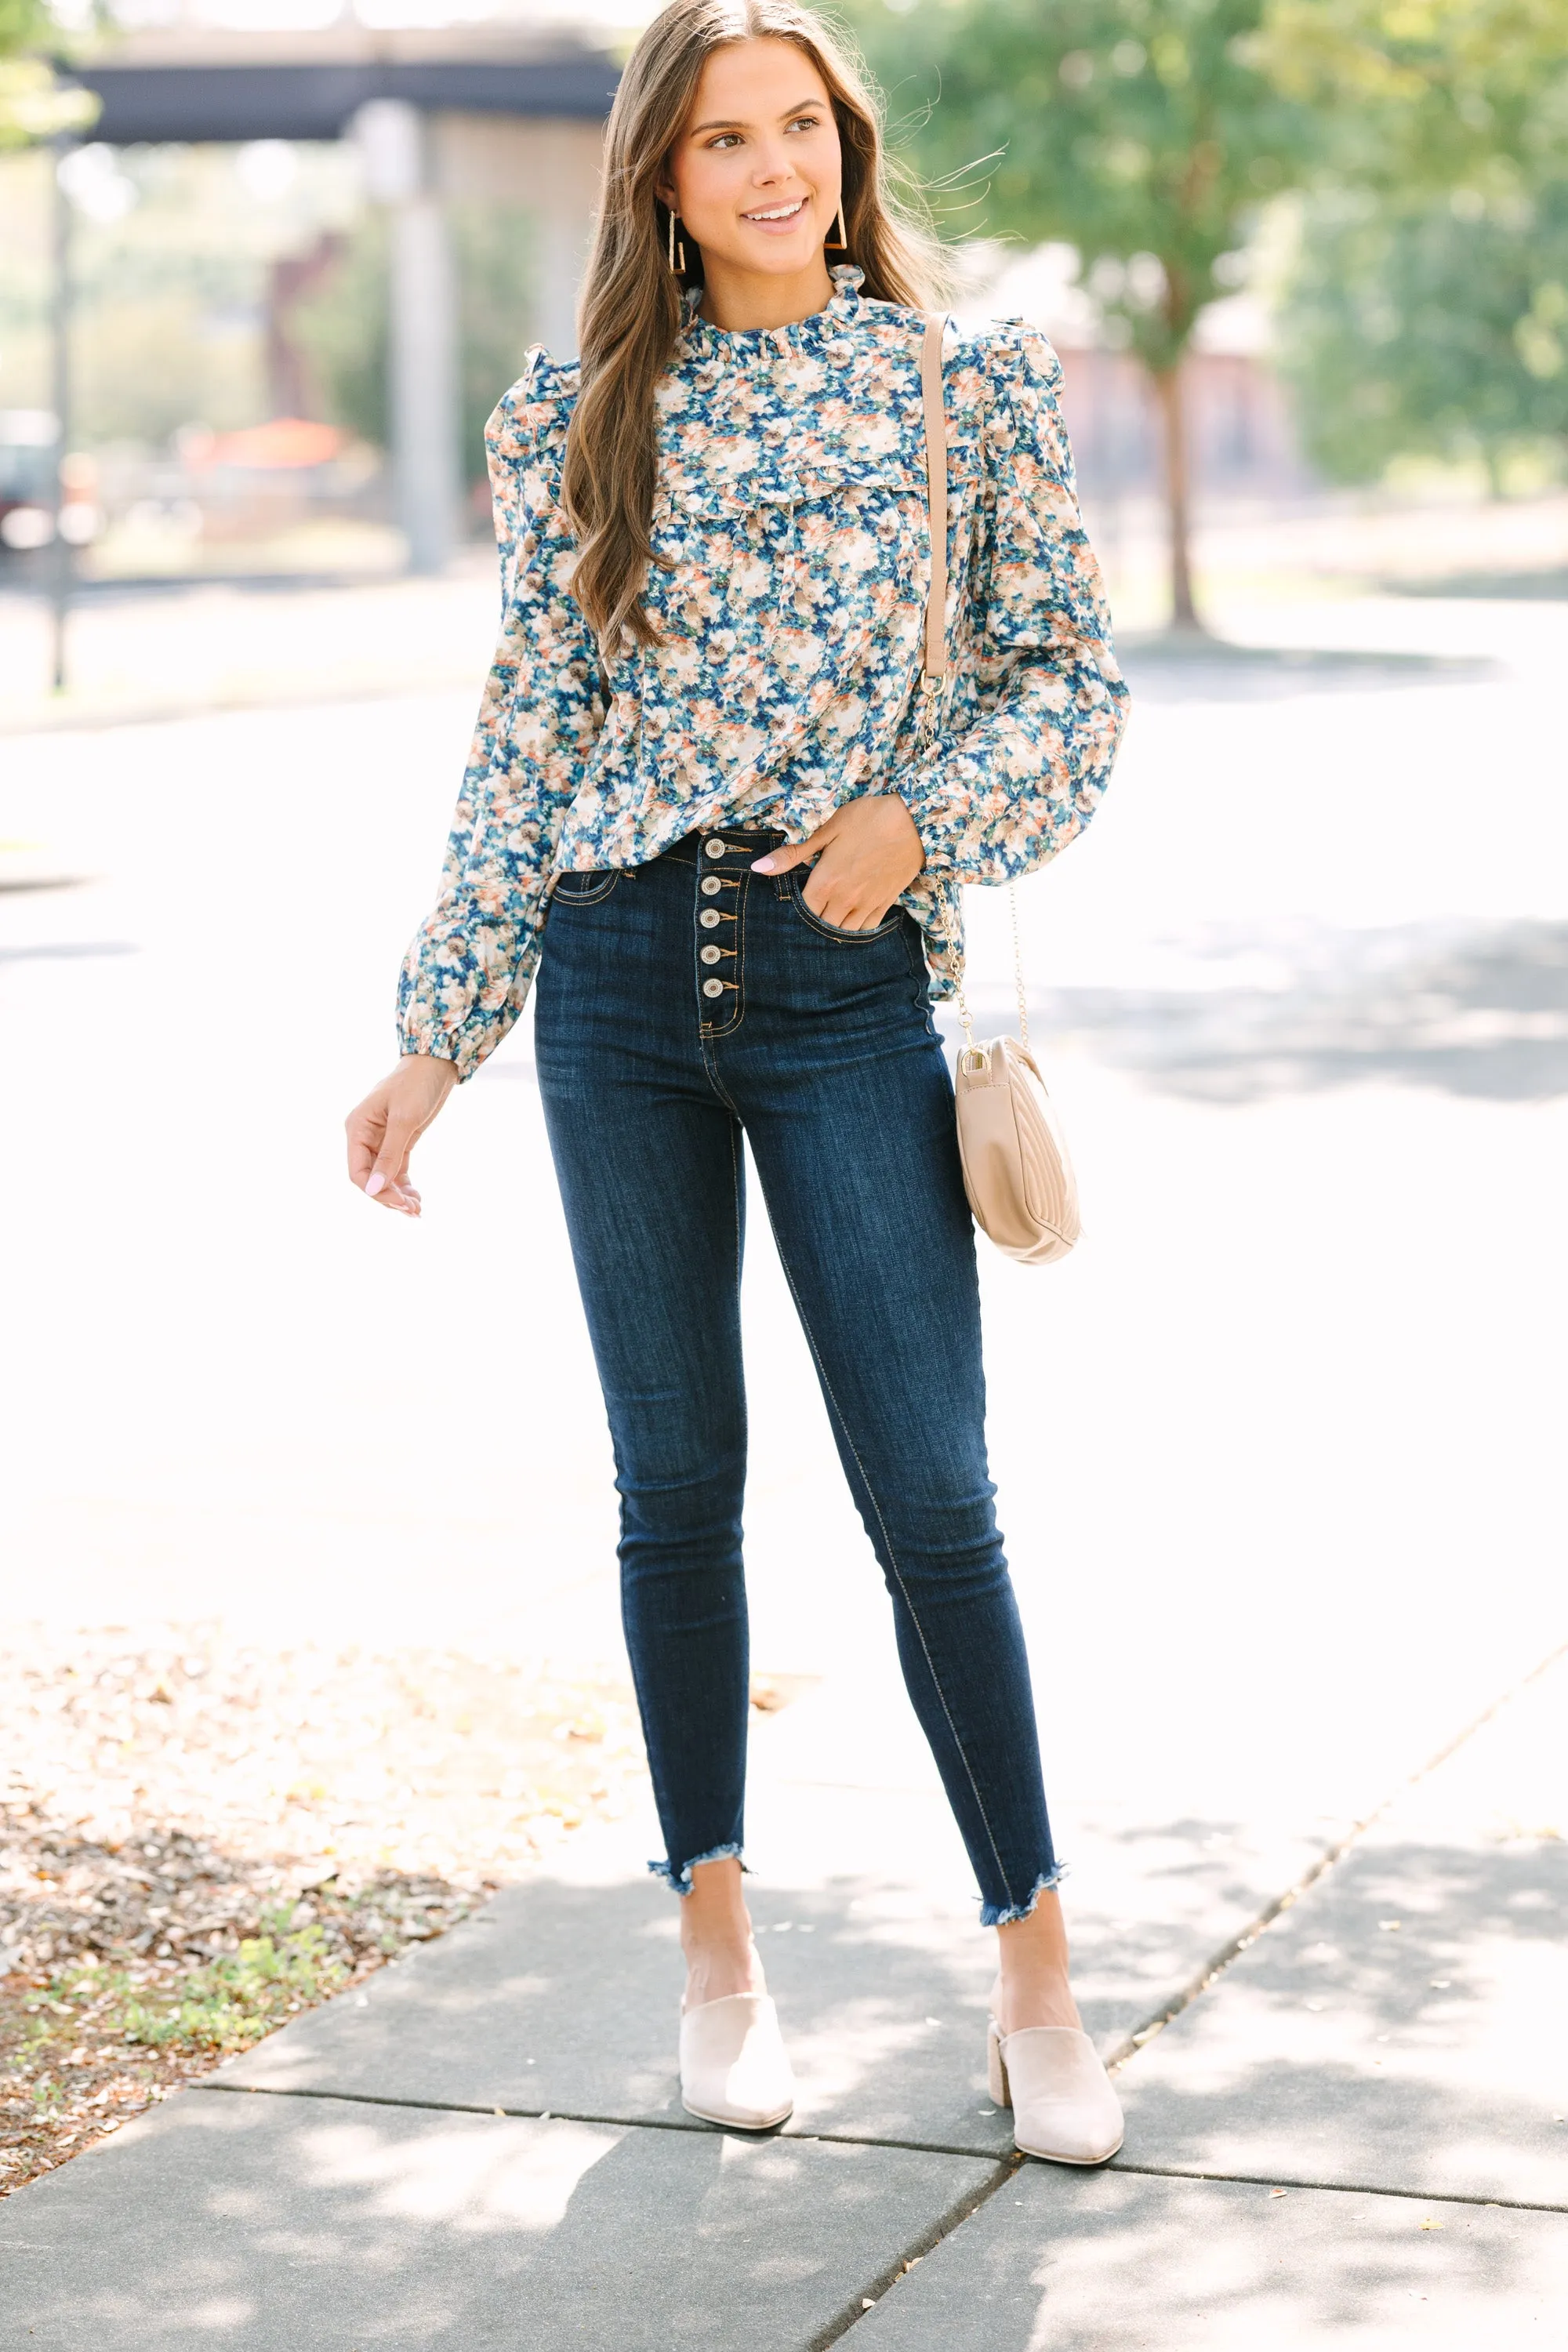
951, 920, 1568, 1104
1119, 641, 1502, 702
0, 2083, 985, 2350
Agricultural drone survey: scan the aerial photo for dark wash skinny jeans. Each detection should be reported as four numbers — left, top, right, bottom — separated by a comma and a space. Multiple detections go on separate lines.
533, 826, 1059, 1926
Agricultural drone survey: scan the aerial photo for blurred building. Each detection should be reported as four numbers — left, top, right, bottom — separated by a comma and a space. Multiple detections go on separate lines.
60, 20, 615, 570
20, 49, 1309, 589
960, 243, 1310, 504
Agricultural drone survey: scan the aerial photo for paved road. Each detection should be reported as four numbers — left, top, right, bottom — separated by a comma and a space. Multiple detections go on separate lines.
2, 593, 1562, 1802
1, 586, 1564, 2341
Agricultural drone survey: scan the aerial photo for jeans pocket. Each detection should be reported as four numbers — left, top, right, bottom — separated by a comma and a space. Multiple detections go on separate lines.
786, 871, 904, 943
551, 869, 621, 907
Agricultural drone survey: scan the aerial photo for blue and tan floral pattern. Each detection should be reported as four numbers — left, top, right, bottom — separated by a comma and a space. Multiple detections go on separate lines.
398, 268, 1127, 1076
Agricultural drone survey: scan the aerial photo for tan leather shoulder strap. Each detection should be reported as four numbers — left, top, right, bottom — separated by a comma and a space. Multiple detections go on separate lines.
920, 313, 948, 686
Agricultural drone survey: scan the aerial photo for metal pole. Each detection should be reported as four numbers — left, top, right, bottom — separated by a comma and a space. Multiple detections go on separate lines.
355, 99, 459, 577
49, 137, 74, 696
389, 187, 458, 575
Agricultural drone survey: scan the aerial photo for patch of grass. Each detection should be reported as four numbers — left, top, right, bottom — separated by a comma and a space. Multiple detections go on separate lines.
0, 1638, 649, 2194
117, 1913, 352, 2052
20, 1911, 352, 2061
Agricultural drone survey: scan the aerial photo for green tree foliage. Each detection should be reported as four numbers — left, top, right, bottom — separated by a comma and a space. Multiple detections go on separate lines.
1265, 1, 1568, 484
0, 0, 49, 54
290, 205, 539, 492
453, 204, 542, 492
850, 0, 1330, 626
1260, 0, 1568, 194
289, 218, 390, 449
1283, 187, 1568, 487
1, 0, 100, 147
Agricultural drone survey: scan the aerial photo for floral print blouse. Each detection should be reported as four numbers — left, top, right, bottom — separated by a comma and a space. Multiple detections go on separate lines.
398, 267, 1127, 1077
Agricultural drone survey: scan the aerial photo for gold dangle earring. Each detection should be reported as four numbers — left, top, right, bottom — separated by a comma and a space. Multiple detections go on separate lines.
825, 202, 848, 252
666, 206, 686, 274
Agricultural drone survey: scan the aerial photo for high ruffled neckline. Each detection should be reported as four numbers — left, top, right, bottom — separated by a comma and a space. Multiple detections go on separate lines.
678, 264, 864, 362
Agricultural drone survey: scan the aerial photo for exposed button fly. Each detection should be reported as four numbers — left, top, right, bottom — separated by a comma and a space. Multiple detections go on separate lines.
701, 875, 722, 896
700, 909, 721, 928
702, 978, 724, 999
700, 944, 723, 965
705, 838, 728, 859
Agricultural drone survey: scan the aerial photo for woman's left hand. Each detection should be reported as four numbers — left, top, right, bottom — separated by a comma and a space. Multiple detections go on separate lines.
750, 795, 924, 930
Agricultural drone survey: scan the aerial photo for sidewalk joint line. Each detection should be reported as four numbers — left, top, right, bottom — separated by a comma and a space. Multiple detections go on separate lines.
193, 2079, 1010, 2163
1105, 2160, 1568, 2216
807, 2160, 1018, 2350
194, 2072, 1032, 2333
181, 1635, 1568, 2338
195, 2082, 740, 2137
1101, 1634, 1568, 2072
792, 2128, 1014, 2163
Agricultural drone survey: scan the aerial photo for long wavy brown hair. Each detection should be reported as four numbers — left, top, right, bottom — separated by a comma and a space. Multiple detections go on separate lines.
562, 0, 943, 650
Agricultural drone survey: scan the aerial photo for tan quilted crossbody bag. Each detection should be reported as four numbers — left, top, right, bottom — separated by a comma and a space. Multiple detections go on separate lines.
917, 314, 1081, 1267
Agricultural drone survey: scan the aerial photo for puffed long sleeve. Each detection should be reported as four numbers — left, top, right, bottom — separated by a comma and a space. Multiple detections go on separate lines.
898, 327, 1128, 882
397, 362, 603, 1078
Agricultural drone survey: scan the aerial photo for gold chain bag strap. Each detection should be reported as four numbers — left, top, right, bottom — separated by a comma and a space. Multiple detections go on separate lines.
917, 314, 1081, 1267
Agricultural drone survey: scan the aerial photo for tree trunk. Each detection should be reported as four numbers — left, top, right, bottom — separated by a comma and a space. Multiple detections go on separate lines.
1150, 360, 1201, 633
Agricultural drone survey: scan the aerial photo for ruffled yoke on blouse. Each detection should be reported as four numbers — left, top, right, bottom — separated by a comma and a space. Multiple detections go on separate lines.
397, 266, 1127, 1080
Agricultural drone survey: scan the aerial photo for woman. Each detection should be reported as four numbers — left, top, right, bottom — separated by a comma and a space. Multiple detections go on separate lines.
346, 0, 1129, 2165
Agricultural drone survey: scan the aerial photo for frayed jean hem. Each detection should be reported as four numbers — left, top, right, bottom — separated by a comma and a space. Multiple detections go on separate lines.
978, 1864, 1067, 1929
648, 1842, 745, 1897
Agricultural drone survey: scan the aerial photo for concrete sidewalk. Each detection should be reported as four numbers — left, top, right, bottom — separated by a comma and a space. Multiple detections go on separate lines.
2, 1645, 1563, 2346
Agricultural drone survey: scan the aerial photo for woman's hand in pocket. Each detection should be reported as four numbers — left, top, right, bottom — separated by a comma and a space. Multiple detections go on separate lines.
751, 795, 924, 930
345, 1054, 459, 1216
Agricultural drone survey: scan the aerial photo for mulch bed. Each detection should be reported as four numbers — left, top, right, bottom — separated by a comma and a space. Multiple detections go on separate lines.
0, 1629, 650, 2194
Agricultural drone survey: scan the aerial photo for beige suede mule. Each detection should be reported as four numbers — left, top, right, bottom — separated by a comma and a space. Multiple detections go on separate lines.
987, 2016, 1123, 2165
679, 1992, 796, 2131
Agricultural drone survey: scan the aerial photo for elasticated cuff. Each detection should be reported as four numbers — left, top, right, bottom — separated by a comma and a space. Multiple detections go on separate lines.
895, 764, 960, 877
396, 1029, 481, 1082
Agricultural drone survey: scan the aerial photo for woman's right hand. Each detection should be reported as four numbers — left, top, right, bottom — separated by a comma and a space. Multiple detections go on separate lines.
345, 1054, 459, 1218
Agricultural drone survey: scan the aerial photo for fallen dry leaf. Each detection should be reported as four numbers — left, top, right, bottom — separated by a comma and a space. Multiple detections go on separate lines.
0, 1627, 649, 2195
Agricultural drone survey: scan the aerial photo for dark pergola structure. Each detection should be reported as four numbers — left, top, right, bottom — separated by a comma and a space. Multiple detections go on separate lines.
57, 50, 619, 144
31, 32, 618, 671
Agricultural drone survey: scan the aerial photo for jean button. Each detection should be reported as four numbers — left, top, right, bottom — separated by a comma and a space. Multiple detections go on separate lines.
700, 945, 722, 965
702, 978, 724, 999
705, 838, 728, 859
700, 910, 720, 930
701, 875, 722, 896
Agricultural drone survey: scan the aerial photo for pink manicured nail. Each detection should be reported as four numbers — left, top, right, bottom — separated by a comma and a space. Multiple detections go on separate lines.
751, 856, 776, 873
365, 1172, 387, 1197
